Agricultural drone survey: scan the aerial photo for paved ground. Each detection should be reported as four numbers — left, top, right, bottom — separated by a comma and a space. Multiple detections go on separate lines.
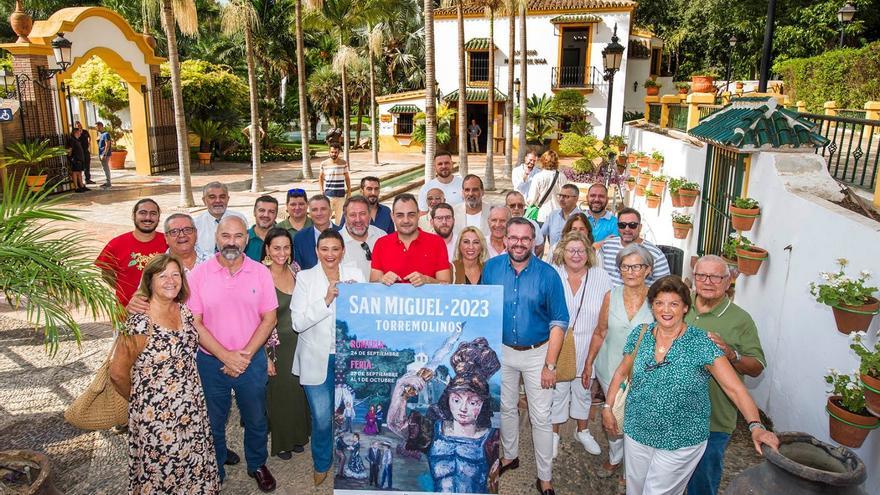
0, 150, 765, 494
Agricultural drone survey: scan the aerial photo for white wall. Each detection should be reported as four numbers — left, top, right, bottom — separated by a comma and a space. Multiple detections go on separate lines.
377, 97, 422, 137
58, 16, 152, 86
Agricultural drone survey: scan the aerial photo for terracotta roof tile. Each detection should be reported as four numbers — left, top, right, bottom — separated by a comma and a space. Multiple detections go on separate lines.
435, 0, 636, 16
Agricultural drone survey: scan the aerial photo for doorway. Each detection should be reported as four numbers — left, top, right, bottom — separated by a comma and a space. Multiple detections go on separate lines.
465, 103, 488, 153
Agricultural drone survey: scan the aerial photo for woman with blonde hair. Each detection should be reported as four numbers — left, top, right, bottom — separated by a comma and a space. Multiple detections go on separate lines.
526, 150, 569, 224
548, 232, 612, 460
452, 226, 489, 285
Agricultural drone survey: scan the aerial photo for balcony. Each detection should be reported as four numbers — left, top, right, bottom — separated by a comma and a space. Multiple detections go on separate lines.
551, 66, 602, 91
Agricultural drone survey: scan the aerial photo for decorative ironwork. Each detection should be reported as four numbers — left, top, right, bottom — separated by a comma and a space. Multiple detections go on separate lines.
144, 84, 179, 175
797, 112, 880, 190
551, 66, 602, 90
697, 146, 745, 257
668, 104, 688, 131
648, 103, 661, 125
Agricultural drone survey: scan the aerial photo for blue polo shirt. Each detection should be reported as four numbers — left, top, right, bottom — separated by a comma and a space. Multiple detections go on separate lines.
588, 210, 619, 242
481, 254, 569, 347
541, 206, 582, 247
372, 204, 395, 234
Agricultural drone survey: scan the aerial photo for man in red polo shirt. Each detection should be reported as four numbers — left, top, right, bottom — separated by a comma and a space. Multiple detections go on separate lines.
370, 193, 452, 286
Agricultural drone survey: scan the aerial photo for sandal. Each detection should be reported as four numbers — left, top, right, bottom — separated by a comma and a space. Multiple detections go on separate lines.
595, 461, 621, 479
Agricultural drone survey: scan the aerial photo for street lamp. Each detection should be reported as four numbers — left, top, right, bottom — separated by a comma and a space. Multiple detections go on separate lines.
837, 2, 857, 48
724, 34, 737, 94
513, 78, 521, 104
38, 33, 73, 80
601, 24, 625, 141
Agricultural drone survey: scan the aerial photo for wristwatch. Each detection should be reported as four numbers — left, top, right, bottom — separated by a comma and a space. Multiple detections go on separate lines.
544, 363, 557, 371
731, 349, 742, 363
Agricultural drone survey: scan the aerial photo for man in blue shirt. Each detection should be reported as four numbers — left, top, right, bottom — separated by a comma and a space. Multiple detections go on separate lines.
359, 176, 395, 233
482, 217, 569, 495
541, 184, 582, 248
586, 184, 619, 242
95, 121, 112, 188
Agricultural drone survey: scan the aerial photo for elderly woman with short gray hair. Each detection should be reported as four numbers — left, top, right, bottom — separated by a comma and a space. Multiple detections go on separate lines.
582, 243, 655, 490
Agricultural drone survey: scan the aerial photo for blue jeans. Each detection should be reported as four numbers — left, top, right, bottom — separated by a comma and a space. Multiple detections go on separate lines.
686, 431, 731, 495
197, 350, 268, 479
303, 355, 336, 473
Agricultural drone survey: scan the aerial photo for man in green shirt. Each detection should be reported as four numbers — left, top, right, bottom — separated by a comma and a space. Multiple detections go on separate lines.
245, 195, 279, 262
277, 188, 313, 238
685, 255, 766, 495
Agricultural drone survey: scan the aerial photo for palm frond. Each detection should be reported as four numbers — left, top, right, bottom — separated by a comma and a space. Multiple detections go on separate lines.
221, 0, 261, 36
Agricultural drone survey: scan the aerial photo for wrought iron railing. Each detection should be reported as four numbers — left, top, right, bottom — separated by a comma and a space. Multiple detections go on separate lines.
798, 112, 880, 190
394, 121, 413, 135
698, 147, 745, 257
668, 104, 688, 131
699, 104, 725, 120
469, 56, 489, 83
147, 125, 179, 175
551, 66, 602, 90
647, 104, 661, 125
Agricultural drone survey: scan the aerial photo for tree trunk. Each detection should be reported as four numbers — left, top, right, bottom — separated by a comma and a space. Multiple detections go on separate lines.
355, 97, 364, 148
456, 2, 468, 176
294, 0, 312, 178
161, 0, 194, 207
504, 5, 515, 177
341, 64, 351, 165
423, 0, 436, 182
368, 33, 379, 165
245, 27, 262, 192
517, 3, 527, 164
485, 8, 495, 190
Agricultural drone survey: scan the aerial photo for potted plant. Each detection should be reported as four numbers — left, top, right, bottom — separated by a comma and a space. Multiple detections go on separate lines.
645, 190, 661, 208
2, 140, 67, 193
668, 177, 686, 207
628, 163, 640, 177
735, 81, 744, 91
648, 150, 664, 171
624, 176, 636, 191
674, 81, 690, 95
851, 332, 880, 417
678, 181, 701, 207
633, 151, 649, 168
672, 212, 692, 239
190, 118, 225, 167
824, 369, 878, 448
609, 135, 627, 152
644, 79, 662, 96
732, 234, 767, 275
635, 183, 646, 197
691, 69, 719, 93
637, 170, 652, 187
810, 259, 879, 334
729, 197, 760, 231
649, 174, 668, 195
721, 233, 746, 272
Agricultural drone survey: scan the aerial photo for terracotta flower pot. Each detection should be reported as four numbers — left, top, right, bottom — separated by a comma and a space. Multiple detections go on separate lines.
25, 174, 47, 193
637, 174, 651, 187
736, 246, 768, 276
678, 87, 689, 95
628, 167, 640, 177
831, 297, 880, 335
635, 184, 646, 196
670, 191, 683, 207
637, 157, 650, 168
691, 75, 716, 93
826, 396, 878, 448
627, 155, 636, 164
649, 180, 666, 195
679, 188, 700, 207
646, 86, 659, 96
861, 374, 880, 417
625, 180, 636, 191
672, 222, 692, 239
109, 150, 128, 170
729, 205, 760, 231
646, 195, 661, 208
197, 152, 212, 166
648, 159, 662, 172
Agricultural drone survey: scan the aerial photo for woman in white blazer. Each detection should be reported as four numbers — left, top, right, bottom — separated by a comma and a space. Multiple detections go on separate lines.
291, 229, 365, 486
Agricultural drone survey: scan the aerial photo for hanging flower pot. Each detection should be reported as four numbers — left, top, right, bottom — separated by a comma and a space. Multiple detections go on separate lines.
826, 396, 879, 448
627, 154, 636, 164
647, 159, 662, 172
811, 260, 879, 335
637, 156, 650, 168
645, 192, 661, 209
635, 184, 646, 196
637, 174, 651, 187
735, 245, 768, 276
861, 374, 880, 417
678, 188, 700, 207
672, 222, 692, 239
670, 190, 683, 207
625, 178, 636, 191
628, 166, 640, 177
729, 197, 760, 231
649, 179, 667, 195
832, 297, 880, 335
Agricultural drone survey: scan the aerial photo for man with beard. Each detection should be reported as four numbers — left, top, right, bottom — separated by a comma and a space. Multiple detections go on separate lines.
370, 193, 452, 286
481, 217, 569, 495
188, 215, 279, 492
486, 205, 511, 258
293, 194, 338, 270
418, 187, 445, 233
541, 184, 582, 248
320, 143, 350, 223
429, 202, 456, 261
96, 198, 168, 306
245, 195, 279, 261
359, 176, 395, 233
452, 174, 490, 237
278, 188, 312, 237
598, 207, 670, 286
418, 151, 463, 212
505, 191, 545, 258
193, 182, 247, 259
585, 184, 619, 243
511, 151, 539, 196
341, 195, 386, 279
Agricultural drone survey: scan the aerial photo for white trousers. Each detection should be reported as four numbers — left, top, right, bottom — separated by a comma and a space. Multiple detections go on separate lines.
551, 377, 591, 424
624, 434, 707, 495
501, 343, 554, 481
597, 376, 624, 465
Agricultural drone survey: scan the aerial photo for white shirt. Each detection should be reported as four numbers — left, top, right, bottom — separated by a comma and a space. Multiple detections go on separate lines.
341, 225, 385, 280
452, 202, 490, 238
553, 264, 612, 376
444, 235, 456, 262
487, 240, 506, 258
418, 214, 435, 234
193, 209, 247, 259
418, 175, 464, 211
512, 163, 540, 196
526, 169, 569, 223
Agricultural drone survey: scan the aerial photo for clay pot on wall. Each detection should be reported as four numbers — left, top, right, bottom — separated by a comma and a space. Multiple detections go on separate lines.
649, 180, 666, 195
691, 75, 716, 93
635, 184, 646, 196
830, 297, 879, 335
826, 396, 878, 448
735, 246, 768, 275
861, 374, 880, 417
647, 160, 662, 172
645, 194, 661, 209
628, 166, 639, 177
9, 1, 33, 43
670, 190, 683, 207
672, 222, 692, 239
730, 204, 760, 231
637, 173, 651, 187
678, 188, 700, 207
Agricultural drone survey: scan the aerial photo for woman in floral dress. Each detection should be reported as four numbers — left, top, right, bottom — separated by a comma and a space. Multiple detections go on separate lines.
121, 254, 220, 494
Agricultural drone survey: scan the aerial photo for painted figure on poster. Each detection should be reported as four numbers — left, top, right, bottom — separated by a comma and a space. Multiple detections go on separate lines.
344, 433, 369, 480
364, 405, 379, 435
367, 441, 381, 486
380, 443, 394, 489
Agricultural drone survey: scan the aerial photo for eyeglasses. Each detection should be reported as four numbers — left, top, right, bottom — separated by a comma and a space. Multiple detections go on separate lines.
645, 360, 670, 373
617, 222, 640, 230
360, 242, 372, 261
557, 193, 577, 199
565, 248, 587, 256
694, 272, 728, 284
167, 227, 195, 237
619, 263, 648, 272
432, 214, 453, 223
507, 236, 534, 244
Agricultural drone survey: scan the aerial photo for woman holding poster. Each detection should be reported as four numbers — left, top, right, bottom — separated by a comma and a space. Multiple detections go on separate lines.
388, 337, 501, 493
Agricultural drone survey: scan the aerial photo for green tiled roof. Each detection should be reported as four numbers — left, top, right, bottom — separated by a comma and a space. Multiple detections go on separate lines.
549, 14, 602, 24
443, 88, 508, 103
387, 104, 420, 114
688, 98, 829, 151
464, 38, 497, 51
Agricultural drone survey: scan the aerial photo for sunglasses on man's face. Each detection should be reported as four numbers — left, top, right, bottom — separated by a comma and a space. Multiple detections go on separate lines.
617, 221, 640, 230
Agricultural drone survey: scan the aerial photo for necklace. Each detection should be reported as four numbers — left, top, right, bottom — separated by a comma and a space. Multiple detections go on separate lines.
656, 324, 685, 354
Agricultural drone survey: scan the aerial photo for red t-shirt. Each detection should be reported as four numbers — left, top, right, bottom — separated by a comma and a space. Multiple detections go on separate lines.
370, 229, 450, 281
96, 232, 168, 306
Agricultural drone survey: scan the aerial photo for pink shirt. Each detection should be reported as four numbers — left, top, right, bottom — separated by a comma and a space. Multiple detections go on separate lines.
187, 254, 278, 353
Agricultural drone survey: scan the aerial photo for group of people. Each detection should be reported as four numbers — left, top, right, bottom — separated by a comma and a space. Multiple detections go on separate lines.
100, 148, 778, 495
67, 121, 114, 192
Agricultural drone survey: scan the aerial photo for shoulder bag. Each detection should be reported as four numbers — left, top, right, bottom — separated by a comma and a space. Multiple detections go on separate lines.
525, 170, 559, 221
555, 274, 589, 382
64, 337, 131, 431
611, 323, 649, 429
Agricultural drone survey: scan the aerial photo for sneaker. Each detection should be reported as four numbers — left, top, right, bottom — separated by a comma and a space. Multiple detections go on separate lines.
101, 183, 111, 189
575, 429, 601, 455
552, 432, 559, 459
85, 179, 96, 184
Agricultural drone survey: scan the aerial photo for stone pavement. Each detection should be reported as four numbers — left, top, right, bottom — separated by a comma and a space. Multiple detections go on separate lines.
0, 150, 764, 494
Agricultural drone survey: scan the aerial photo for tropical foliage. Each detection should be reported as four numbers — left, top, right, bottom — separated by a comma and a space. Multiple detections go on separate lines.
66, 57, 128, 129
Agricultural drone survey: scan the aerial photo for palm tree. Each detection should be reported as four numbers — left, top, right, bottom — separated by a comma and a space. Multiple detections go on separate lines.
294, 0, 313, 178
441, 0, 469, 176
503, 0, 517, 177
307, 65, 343, 126
517, 1, 527, 164
482, 0, 500, 190
366, 24, 382, 165
222, 0, 263, 192
423, 0, 438, 181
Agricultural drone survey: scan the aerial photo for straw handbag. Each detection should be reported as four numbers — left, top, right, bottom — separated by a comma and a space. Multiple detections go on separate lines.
555, 278, 589, 382
611, 324, 649, 428
64, 340, 129, 430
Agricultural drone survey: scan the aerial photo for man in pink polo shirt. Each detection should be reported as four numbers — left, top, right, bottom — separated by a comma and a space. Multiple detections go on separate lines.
188, 216, 279, 492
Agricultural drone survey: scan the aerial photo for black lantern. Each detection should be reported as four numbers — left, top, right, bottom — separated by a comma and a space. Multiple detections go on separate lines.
724, 34, 737, 93
38, 33, 73, 80
837, 3, 857, 48
601, 24, 625, 141
513, 78, 521, 104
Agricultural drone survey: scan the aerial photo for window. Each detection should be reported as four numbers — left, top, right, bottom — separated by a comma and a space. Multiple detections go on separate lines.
650, 48, 662, 77
395, 113, 414, 135
468, 51, 489, 83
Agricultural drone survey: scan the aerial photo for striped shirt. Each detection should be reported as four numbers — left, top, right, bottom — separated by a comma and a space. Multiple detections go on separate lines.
598, 237, 671, 286
320, 157, 349, 196
554, 264, 612, 377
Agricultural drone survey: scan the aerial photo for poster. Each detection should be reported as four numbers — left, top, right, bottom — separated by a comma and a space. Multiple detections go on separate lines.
334, 283, 504, 495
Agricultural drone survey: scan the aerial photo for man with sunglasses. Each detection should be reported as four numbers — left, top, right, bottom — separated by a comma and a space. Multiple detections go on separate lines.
685, 255, 765, 495
278, 188, 312, 237
541, 184, 583, 248
598, 207, 670, 286
341, 195, 385, 279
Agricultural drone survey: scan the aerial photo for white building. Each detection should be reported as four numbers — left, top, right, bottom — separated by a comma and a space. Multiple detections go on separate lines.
377, 0, 666, 153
